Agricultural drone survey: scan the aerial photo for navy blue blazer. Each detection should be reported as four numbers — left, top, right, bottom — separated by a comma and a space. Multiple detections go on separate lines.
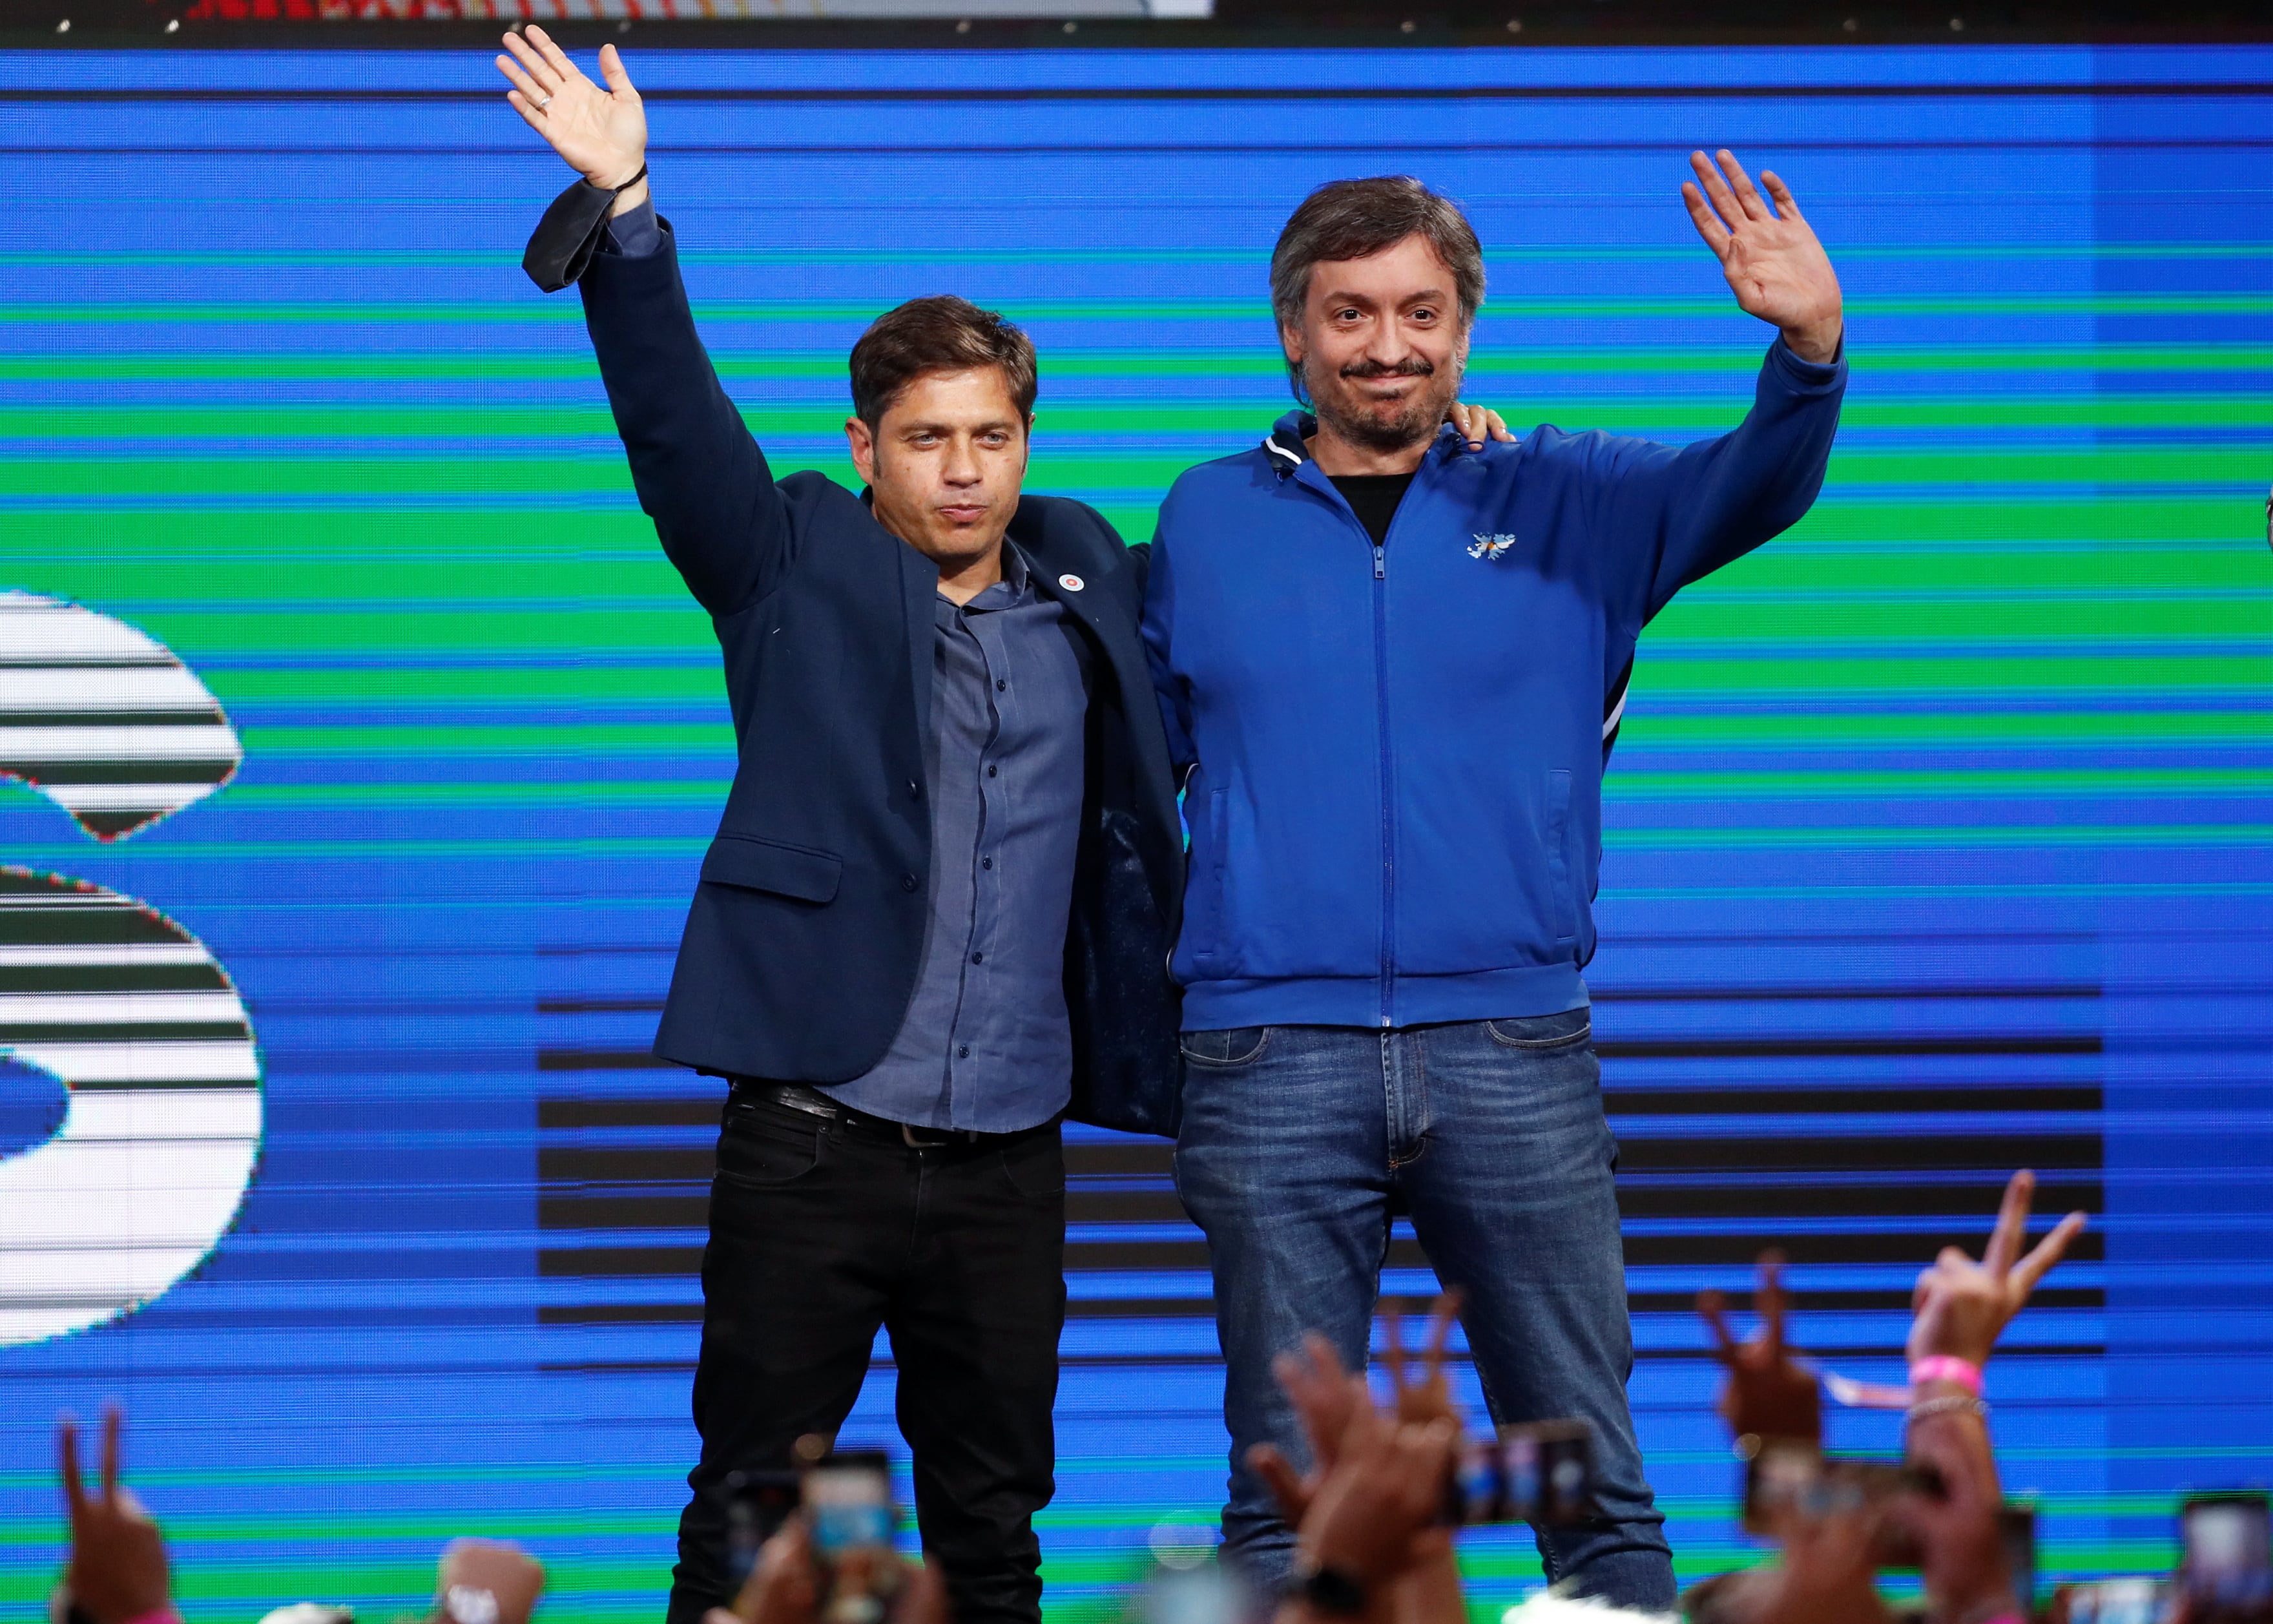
577, 229, 1185, 1137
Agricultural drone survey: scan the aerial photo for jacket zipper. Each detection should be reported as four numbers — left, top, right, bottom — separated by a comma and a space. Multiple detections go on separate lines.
1371, 530, 1394, 1029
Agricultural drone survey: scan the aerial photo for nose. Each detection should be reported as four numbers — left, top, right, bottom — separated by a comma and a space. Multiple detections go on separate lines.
941, 437, 983, 486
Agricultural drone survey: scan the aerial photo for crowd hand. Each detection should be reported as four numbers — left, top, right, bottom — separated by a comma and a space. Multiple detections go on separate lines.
1381, 1293, 1466, 1430
1755, 1504, 1895, 1624
1294, 1401, 1460, 1595
496, 26, 649, 193
1909, 1168, 2088, 1372
1698, 1250, 1823, 1445
1249, 1333, 1369, 1526
1444, 404, 1516, 452
1891, 1406, 2018, 1624
59, 1409, 171, 1624
437, 1539, 546, 1624
709, 1518, 946, 1624
1679, 149, 1844, 364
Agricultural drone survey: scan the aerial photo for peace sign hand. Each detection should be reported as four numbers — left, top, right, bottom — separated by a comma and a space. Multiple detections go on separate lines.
1682, 149, 1845, 365
496, 25, 649, 194
1906, 1168, 2088, 1370
1697, 1250, 1823, 1444
59, 1409, 171, 1624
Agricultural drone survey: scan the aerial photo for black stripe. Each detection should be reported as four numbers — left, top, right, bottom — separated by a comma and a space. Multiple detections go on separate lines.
0, 761, 237, 786
0, 964, 233, 994
0, 1021, 252, 1043
0, 711, 229, 727
5, 81, 2269, 104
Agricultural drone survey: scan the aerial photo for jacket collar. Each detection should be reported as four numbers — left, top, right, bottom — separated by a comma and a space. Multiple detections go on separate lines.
1261, 408, 1466, 481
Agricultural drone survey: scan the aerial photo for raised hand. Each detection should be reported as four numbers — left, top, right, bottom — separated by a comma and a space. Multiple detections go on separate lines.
497, 25, 648, 194
1907, 1167, 2088, 1371
1381, 1291, 1465, 1430
1681, 149, 1844, 364
1697, 1249, 1823, 1444
1248, 1332, 1368, 1527
59, 1409, 171, 1624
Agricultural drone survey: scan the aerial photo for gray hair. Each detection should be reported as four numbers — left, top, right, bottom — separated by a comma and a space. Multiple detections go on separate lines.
1269, 176, 1486, 397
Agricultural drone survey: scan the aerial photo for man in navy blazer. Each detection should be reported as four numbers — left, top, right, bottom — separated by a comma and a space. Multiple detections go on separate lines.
497, 30, 1181, 1624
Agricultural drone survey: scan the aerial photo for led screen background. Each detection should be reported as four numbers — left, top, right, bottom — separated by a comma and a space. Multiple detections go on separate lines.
1, 40, 2270, 1621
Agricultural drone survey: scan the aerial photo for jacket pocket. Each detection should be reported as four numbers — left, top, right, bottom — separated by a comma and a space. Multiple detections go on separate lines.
1544, 769, 1577, 942
700, 833, 843, 904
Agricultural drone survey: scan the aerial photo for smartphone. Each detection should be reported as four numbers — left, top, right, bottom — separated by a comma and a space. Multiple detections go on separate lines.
723, 1468, 804, 1590
2061, 1578, 2170, 1624
1739, 1438, 1943, 1543
1450, 1419, 1594, 1525
2182, 1492, 2272, 1614
2000, 1504, 2038, 1617
805, 1449, 902, 1624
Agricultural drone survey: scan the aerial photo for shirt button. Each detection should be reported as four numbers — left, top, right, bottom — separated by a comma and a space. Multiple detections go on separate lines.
996, 678, 1008, 691
906, 778, 920, 797
981, 857, 994, 870
957, 1045, 970, 1059
901, 872, 919, 892
986, 764, 999, 778
971, 952, 984, 964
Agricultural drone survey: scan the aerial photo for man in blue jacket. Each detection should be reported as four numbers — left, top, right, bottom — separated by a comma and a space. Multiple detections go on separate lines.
1142, 158, 1847, 1610
495, 31, 1186, 1624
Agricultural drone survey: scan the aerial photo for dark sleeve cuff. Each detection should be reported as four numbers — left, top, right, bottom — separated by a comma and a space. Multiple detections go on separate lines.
522, 178, 621, 293
1766, 331, 1847, 390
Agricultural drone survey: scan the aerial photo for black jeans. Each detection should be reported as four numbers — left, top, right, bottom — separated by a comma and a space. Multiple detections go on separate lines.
666, 1085, 1067, 1624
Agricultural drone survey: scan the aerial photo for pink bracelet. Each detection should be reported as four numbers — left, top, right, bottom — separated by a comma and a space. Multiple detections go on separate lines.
1909, 1355, 1984, 1396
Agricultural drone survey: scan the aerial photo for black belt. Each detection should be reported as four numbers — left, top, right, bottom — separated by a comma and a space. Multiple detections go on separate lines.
731, 1079, 1032, 1149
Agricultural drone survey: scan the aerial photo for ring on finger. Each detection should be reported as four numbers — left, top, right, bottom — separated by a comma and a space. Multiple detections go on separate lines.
532, 93, 552, 111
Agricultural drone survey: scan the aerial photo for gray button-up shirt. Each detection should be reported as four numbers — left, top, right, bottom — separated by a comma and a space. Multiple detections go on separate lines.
601, 203, 1092, 1131
829, 547, 1091, 1130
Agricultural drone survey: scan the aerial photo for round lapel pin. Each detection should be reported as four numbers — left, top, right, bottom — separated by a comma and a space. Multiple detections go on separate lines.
1058, 573, 1085, 592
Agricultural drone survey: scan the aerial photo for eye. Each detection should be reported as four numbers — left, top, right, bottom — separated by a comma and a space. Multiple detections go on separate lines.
1333, 307, 1363, 323
1411, 306, 1438, 324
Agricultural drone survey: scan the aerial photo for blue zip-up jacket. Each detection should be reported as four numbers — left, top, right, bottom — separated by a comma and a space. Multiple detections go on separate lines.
1142, 337, 1847, 1032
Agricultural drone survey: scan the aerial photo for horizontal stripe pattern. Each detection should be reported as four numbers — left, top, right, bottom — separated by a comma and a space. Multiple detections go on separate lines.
0, 593, 244, 841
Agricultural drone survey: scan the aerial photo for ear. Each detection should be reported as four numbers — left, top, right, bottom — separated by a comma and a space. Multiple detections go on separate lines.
1279, 321, 1306, 370
846, 416, 877, 486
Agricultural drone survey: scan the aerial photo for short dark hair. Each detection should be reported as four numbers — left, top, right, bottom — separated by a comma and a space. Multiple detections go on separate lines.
848, 295, 1038, 431
1269, 176, 1486, 397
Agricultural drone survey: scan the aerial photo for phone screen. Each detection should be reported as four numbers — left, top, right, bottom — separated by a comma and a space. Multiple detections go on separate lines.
2185, 1495, 2271, 1581
805, 1450, 897, 1559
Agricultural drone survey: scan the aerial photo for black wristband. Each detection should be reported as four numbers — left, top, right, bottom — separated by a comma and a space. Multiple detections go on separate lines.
607, 163, 648, 192
1295, 1562, 1368, 1618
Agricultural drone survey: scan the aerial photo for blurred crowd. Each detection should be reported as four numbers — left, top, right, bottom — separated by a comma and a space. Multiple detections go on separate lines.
47, 1171, 2267, 1624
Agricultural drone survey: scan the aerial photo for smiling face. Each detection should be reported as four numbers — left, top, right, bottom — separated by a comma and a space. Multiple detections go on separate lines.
1284, 232, 1471, 466
846, 366, 1032, 590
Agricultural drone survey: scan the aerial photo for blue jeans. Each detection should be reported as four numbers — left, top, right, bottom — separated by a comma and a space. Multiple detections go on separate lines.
1172, 1012, 1676, 1610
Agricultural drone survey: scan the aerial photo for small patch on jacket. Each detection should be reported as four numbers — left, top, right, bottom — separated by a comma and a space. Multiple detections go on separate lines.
1058, 573, 1086, 592
1468, 534, 1517, 561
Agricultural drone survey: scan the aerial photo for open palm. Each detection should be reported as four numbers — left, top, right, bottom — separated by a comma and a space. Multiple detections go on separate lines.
1682, 149, 1843, 364
496, 26, 647, 191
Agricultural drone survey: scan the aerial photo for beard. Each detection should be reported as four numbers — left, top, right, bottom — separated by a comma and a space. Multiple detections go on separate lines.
1305, 352, 1464, 454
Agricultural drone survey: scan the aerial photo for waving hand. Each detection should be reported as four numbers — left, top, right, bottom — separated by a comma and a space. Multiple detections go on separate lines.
497, 26, 649, 197
1682, 149, 1843, 364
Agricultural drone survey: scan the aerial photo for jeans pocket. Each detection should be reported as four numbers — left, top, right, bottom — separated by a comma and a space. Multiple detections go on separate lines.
1484, 1011, 1593, 1051
1179, 1026, 1270, 1068
715, 1100, 824, 1188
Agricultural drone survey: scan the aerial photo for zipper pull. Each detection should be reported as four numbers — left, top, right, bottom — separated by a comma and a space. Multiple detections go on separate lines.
1373, 544, 1386, 581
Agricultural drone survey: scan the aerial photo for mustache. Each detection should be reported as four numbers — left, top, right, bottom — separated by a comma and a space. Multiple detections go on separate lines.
1339, 357, 1435, 380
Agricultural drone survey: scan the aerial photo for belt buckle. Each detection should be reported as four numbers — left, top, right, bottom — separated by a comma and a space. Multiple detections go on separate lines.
900, 1122, 954, 1149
